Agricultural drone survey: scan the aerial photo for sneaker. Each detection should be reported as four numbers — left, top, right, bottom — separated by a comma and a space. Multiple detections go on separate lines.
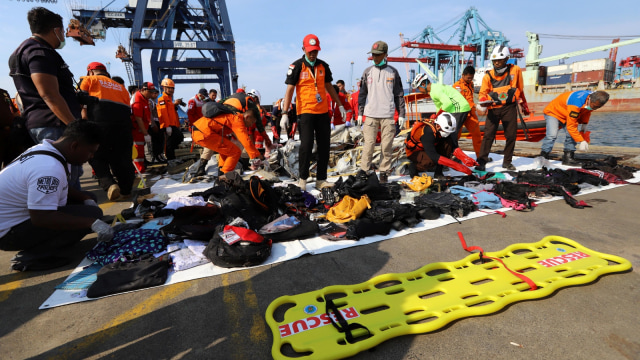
379, 172, 388, 184
502, 162, 516, 171
107, 184, 121, 201
315, 180, 334, 189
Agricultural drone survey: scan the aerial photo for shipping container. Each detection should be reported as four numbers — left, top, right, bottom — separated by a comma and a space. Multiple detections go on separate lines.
571, 70, 614, 83
547, 64, 573, 75
572, 58, 615, 73
546, 74, 571, 85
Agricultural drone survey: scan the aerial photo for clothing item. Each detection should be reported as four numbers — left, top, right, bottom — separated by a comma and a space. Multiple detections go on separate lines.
157, 93, 181, 128
479, 64, 525, 110
358, 64, 406, 119
543, 90, 592, 143
361, 117, 396, 173
28, 126, 82, 190
87, 229, 168, 266
541, 114, 578, 153
9, 37, 81, 130
285, 56, 334, 115
0, 141, 70, 237
428, 83, 471, 114
477, 104, 518, 165
187, 95, 205, 126
297, 112, 331, 181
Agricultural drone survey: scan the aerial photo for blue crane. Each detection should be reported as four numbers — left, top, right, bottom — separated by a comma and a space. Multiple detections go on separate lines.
68, 0, 238, 98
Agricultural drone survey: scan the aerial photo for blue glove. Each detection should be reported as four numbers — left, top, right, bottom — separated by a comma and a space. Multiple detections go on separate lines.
330, 123, 335, 130
345, 121, 351, 127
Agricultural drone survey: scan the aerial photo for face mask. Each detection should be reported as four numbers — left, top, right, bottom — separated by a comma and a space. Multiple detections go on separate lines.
375, 59, 387, 67
55, 28, 66, 50
305, 55, 316, 66
585, 106, 593, 111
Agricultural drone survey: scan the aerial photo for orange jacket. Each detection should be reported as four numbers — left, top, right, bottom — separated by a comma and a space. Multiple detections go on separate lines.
479, 65, 525, 109
453, 78, 475, 108
193, 113, 261, 159
157, 93, 181, 128
543, 90, 592, 143
295, 62, 329, 115
79, 75, 130, 106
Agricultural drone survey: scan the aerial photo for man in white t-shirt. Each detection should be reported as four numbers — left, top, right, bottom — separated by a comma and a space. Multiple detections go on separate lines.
0, 120, 113, 271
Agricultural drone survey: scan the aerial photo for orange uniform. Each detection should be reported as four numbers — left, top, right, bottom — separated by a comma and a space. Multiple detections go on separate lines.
479, 64, 525, 109
453, 77, 481, 156
543, 90, 592, 143
294, 61, 329, 115
192, 101, 261, 173
157, 92, 181, 128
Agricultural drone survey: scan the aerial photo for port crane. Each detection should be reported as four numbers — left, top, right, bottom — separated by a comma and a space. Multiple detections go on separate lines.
386, 7, 523, 84
66, 0, 238, 97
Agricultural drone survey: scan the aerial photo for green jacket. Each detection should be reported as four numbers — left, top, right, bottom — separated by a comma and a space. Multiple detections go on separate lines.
430, 83, 471, 113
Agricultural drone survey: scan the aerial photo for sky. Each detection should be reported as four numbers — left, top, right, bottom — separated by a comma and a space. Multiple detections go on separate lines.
1, 0, 640, 106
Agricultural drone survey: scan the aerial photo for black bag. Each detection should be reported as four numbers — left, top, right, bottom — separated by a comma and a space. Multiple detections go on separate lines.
414, 192, 477, 218
205, 225, 272, 268
263, 217, 319, 243
87, 254, 170, 298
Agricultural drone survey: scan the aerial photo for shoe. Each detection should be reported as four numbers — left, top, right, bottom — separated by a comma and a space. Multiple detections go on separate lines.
433, 165, 445, 180
502, 162, 516, 171
298, 179, 307, 190
539, 151, 550, 159
107, 184, 121, 201
379, 172, 388, 184
562, 151, 582, 166
195, 160, 208, 177
474, 162, 486, 171
11, 251, 70, 272
315, 180, 334, 189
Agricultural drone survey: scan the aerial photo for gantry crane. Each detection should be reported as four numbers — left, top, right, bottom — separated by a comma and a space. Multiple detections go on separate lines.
387, 7, 523, 84
68, 0, 238, 97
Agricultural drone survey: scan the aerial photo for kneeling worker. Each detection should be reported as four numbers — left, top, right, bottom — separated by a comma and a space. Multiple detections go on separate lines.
0, 120, 113, 271
404, 112, 478, 178
192, 94, 264, 179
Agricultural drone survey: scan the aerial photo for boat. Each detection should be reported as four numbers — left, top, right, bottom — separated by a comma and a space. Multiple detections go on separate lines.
404, 93, 547, 142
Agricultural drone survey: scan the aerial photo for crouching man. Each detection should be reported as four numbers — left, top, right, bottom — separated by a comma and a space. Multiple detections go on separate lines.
191, 94, 265, 179
0, 120, 113, 271
404, 112, 478, 179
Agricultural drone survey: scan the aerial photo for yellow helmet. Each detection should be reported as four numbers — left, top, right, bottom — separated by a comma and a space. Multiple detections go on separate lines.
161, 78, 175, 88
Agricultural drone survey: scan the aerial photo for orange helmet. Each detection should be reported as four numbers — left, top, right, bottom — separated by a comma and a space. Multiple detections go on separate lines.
161, 78, 175, 88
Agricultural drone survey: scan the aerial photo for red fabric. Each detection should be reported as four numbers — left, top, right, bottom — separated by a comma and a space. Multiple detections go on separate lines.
223, 225, 264, 244
187, 97, 203, 126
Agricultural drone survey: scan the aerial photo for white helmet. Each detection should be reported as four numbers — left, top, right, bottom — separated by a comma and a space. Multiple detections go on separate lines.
411, 73, 430, 89
247, 89, 261, 103
490, 44, 510, 60
434, 112, 457, 137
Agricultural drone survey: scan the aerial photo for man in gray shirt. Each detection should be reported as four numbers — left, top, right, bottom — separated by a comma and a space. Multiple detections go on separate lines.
357, 41, 405, 183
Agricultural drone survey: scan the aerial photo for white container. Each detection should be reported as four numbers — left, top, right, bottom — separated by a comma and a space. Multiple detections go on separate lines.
572, 58, 615, 73
547, 64, 573, 75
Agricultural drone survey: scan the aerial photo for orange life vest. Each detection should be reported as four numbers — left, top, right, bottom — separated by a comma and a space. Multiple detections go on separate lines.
486, 64, 521, 106
404, 119, 437, 157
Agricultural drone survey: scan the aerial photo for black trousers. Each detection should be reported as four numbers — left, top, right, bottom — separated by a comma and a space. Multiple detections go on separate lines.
298, 112, 330, 181
0, 205, 103, 254
478, 104, 517, 164
88, 122, 135, 195
274, 113, 298, 141
149, 121, 164, 158
451, 111, 470, 149
164, 126, 184, 160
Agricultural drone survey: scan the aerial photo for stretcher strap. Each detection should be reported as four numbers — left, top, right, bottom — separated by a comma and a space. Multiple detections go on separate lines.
325, 298, 370, 344
457, 232, 537, 291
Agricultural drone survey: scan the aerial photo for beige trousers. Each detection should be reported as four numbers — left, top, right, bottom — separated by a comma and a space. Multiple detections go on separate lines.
360, 117, 396, 173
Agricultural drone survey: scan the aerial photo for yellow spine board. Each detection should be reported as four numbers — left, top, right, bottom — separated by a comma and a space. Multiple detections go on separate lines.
265, 236, 631, 360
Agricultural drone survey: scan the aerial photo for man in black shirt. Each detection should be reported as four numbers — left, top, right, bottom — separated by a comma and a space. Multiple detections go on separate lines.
9, 7, 83, 188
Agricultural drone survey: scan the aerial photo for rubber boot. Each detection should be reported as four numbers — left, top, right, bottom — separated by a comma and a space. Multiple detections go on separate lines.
539, 151, 550, 159
195, 160, 208, 177
562, 151, 582, 166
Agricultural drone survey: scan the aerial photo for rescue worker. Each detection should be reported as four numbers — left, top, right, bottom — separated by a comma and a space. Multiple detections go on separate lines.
157, 78, 184, 161
357, 40, 405, 183
475, 45, 530, 171
540, 90, 609, 165
187, 88, 208, 127
280, 34, 346, 190
79, 62, 135, 201
453, 66, 482, 157
147, 87, 164, 163
272, 98, 297, 141
336, 79, 348, 95
404, 112, 478, 179
192, 94, 264, 179
411, 73, 470, 150
246, 89, 276, 154
131, 82, 154, 173
329, 84, 353, 129
208, 89, 218, 102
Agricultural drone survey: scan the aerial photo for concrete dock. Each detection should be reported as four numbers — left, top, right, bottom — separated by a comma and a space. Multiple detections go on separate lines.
0, 142, 639, 360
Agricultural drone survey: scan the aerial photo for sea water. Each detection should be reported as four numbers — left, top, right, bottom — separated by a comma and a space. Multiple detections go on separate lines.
577, 111, 640, 148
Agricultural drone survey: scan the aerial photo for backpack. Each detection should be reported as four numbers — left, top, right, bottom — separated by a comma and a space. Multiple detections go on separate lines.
205, 224, 272, 268
248, 176, 279, 214
414, 192, 477, 219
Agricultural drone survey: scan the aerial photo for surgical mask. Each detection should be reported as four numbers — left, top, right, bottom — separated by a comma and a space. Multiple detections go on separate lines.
305, 55, 316, 66
374, 59, 387, 67
55, 28, 66, 50
585, 106, 593, 111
